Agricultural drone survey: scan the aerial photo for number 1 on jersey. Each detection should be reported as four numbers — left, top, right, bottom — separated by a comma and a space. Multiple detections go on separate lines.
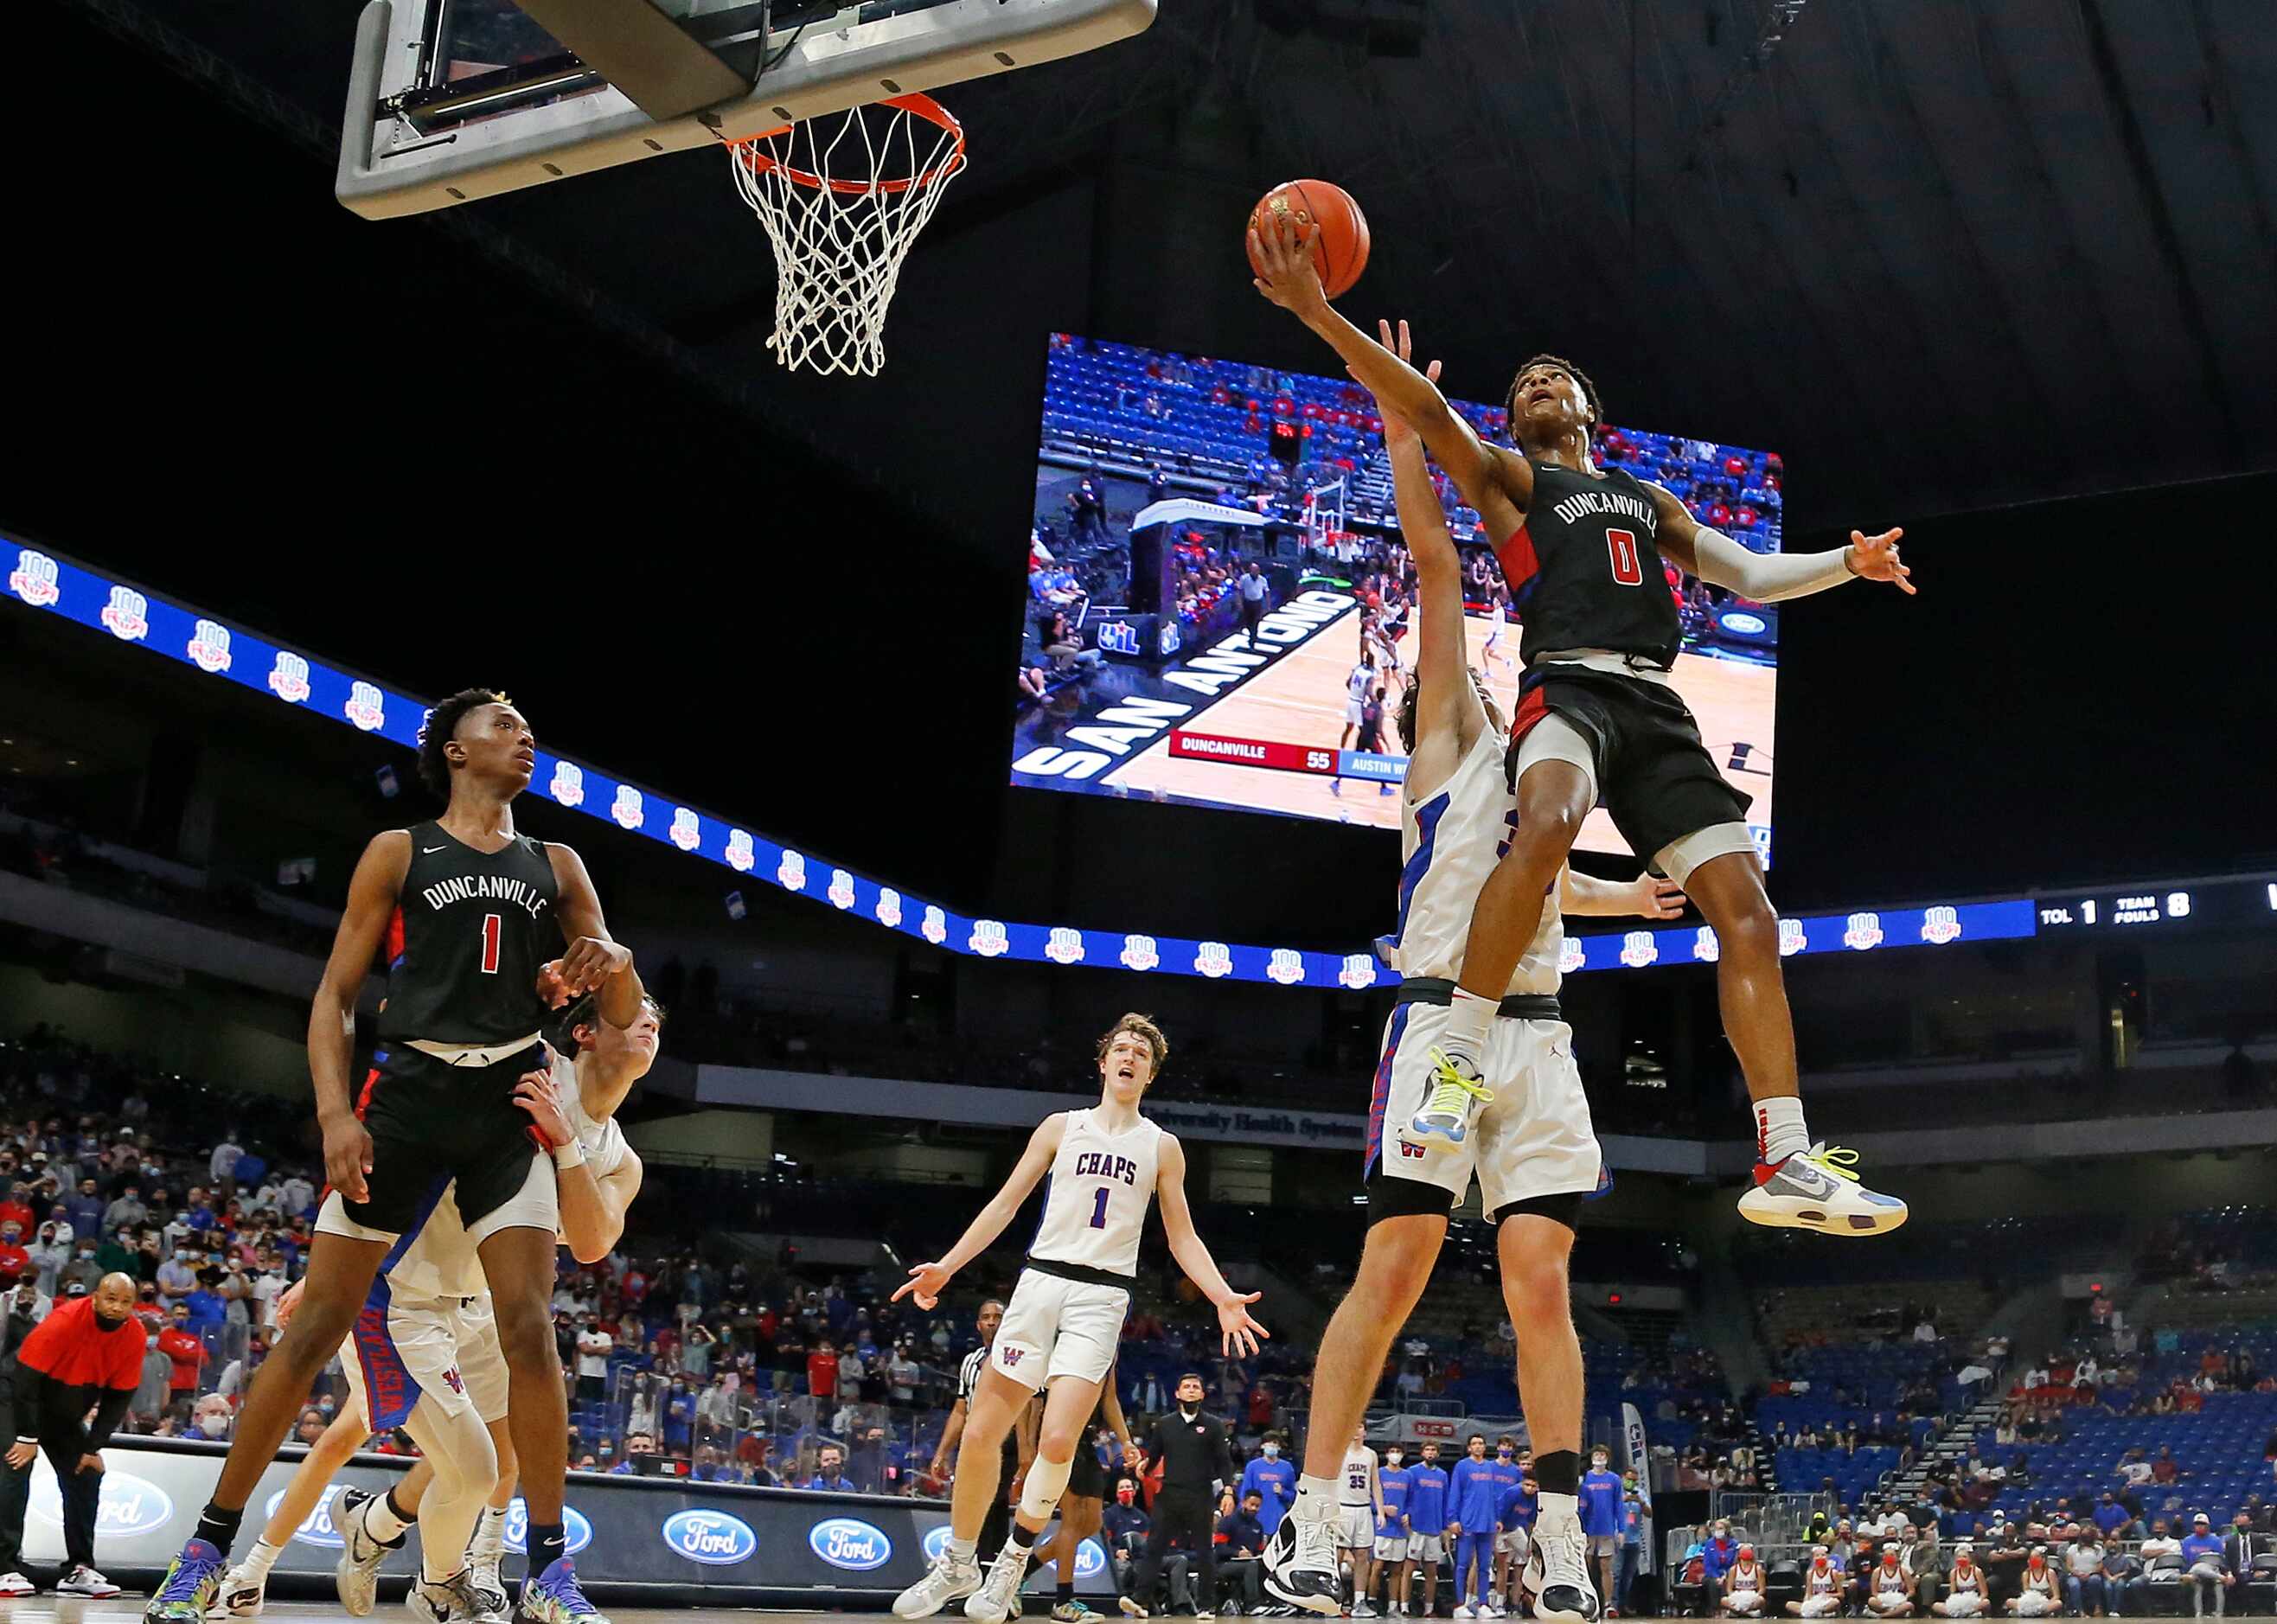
1089, 1186, 1110, 1229
1606, 527, 1645, 586
479, 912, 502, 975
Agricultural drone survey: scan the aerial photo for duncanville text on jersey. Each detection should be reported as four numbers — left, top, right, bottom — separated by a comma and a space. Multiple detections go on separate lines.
1546, 486, 1659, 532
415, 873, 552, 920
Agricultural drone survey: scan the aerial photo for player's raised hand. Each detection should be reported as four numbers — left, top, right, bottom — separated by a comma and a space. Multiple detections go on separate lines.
550, 936, 631, 1001
1352, 319, 1441, 448
322, 1113, 374, 1205
893, 1259, 955, 1310
1250, 219, 1327, 320
1845, 527, 1915, 594
1215, 1290, 1270, 1359
1630, 877, 1688, 920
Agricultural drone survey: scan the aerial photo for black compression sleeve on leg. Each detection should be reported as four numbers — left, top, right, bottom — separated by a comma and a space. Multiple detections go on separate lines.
1534, 1450, 1582, 1499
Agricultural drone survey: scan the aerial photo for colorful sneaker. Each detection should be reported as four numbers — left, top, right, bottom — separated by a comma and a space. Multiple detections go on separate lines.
57, 1564, 122, 1599
517, 1558, 607, 1624
895, 1550, 983, 1621
1054, 1603, 1103, 1621
1264, 1517, 1346, 1616
1404, 1048, 1493, 1150
213, 1565, 268, 1618
1737, 1143, 1908, 1235
144, 1539, 227, 1624
335, 1489, 403, 1617
966, 1544, 1032, 1623
1522, 1513, 1599, 1624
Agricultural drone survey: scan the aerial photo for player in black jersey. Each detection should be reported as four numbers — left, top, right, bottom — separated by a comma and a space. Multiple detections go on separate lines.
144, 688, 637, 1624
1254, 223, 1913, 1238
1027, 1363, 1137, 1621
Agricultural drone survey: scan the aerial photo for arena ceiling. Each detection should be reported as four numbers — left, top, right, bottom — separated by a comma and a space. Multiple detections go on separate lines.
74, 0, 2277, 522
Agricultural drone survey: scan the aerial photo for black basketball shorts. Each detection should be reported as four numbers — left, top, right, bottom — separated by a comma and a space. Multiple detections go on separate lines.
1506, 663, 1754, 877
1068, 1441, 1109, 1501
336, 1042, 554, 1237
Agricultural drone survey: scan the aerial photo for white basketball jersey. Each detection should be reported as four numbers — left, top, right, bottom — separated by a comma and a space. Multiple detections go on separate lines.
1730, 1563, 1761, 1589
1396, 727, 1563, 994
1807, 1569, 1839, 1597
1875, 1568, 1909, 1595
1341, 1445, 1377, 1506
1950, 1567, 1982, 1594
1028, 1109, 1161, 1278
549, 1051, 632, 1179
2023, 1570, 2058, 1599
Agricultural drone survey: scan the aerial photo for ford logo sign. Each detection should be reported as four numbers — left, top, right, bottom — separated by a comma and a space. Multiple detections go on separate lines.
1075, 1538, 1107, 1578
503, 1500, 593, 1557
662, 1509, 758, 1566
265, 1483, 351, 1548
924, 1525, 954, 1561
1721, 611, 1767, 635
32, 1469, 172, 1538
811, 1517, 893, 1570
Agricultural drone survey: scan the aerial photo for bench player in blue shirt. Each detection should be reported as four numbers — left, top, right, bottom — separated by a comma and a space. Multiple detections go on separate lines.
1401, 1442, 1452, 1621
1375, 1447, 1413, 1616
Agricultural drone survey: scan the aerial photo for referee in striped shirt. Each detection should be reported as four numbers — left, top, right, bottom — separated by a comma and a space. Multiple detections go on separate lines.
930, 1301, 1018, 1559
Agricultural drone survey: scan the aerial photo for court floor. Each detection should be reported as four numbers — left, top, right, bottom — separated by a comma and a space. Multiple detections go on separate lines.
0, 1604, 1723, 1623
1103, 601, 1776, 852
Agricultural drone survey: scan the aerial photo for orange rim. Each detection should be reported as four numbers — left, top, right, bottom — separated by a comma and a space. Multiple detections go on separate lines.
731, 93, 966, 196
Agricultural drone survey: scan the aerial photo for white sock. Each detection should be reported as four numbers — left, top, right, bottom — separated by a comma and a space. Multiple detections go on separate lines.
1755, 1096, 1811, 1165
1538, 1491, 1578, 1524
1443, 989, 1497, 1060
365, 1491, 413, 1544
470, 1507, 507, 1561
1293, 1474, 1341, 1523
241, 1540, 284, 1582
947, 1535, 979, 1563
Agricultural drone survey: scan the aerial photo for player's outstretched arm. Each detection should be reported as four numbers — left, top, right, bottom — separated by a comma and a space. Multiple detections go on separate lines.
1250, 221, 1531, 534
1154, 1134, 1269, 1357
894, 1114, 1067, 1308
1367, 318, 1486, 765
1647, 484, 1915, 602
310, 830, 411, 1205
1560, 869, 1689, 919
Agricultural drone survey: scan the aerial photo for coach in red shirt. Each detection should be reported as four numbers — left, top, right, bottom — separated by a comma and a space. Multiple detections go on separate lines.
0, 1274, 143, 1595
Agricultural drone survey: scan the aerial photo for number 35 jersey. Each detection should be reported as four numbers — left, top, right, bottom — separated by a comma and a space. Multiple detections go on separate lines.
1028, 1108, 1163, 1279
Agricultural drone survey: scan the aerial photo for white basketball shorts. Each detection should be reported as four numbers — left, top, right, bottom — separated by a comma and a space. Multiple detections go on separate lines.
989, 1268, 1130, 1392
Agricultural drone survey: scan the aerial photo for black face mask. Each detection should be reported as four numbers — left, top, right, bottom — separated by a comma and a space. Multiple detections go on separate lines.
94, 1309, 130, 1330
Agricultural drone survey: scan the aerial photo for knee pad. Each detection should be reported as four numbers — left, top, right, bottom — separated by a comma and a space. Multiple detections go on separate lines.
1019, 1454, 1074, 1524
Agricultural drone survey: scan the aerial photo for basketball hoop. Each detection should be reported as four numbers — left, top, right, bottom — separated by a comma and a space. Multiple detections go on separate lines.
727, 94, 967, 377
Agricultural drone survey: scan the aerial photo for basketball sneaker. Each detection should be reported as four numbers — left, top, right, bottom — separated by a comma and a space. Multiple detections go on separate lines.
1263, 1516, 1344, 1616
1353, 1600, 1378, 1617
0, 1574, 31, 1599
469, 1506, 509, 1602
56, 1564, 122, 1599
895, 1548, 983, 1620
412, 1571, 509, 1624
144, 1539, 227, 1624
1116, 1597, 1148, 1617
1404, 1048, 1492, 1150
1052, 1602, 1102, 1621
517, 1557, 608, 1624
966, 1544, 1032, 1622
1523, 1512, 1600, 1624
335, 1489, 404, 1617
213, 1564, 269, 1618
1737, 1143, 1908, 1235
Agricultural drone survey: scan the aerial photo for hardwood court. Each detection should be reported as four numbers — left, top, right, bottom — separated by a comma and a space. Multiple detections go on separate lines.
1103, 600, 1776, 851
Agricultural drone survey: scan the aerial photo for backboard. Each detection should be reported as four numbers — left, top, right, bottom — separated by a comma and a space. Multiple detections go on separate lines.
336, 0, 1155, 219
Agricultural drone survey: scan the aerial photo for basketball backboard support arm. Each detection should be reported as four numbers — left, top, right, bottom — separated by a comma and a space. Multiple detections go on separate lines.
510, 0, 749, 121
336, 0, 1156, 220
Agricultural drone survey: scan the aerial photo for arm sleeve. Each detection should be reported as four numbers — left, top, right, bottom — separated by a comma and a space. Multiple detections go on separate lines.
1686, 527, 1858, 603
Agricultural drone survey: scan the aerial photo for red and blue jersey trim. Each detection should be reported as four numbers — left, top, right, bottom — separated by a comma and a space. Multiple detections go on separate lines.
1363, 1005, 1414, 1179
351, 1174, 450, 1432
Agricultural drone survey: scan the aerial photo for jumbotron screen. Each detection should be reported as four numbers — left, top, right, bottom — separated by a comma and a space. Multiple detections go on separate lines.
1011, 334, 1784, 862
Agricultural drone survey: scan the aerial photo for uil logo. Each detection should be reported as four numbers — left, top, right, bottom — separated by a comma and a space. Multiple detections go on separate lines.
1266, 949, 1306, 985
550, 761, 585, 809
970, 919, 1009, 957
1777, 917, 1807, 956
1120, 934, 1159, 972
187, 619, 233, 673
1559, 936, 1588, 975
1195, 942, 1233, 979
611, 784, 644, 831
8, 549, 60, 608
1843, 911, 1884, 951
343, 681, 386, 732
1338, 953, 1377, 990
101, 586, 150, 642
268, 651, 310, 704
1045, 927, 1084, 964
921, 905, 947, 944
725, 829, 755, 873
1618, 930, 1659, 969
669, 807, 700, 851
777, 850, 807, 892
1692, 925, 1721, 963
1158, 620, 1182, 655
876, 888, 903, 928
828, 869, 855, 910
1921, 905, 1962, 945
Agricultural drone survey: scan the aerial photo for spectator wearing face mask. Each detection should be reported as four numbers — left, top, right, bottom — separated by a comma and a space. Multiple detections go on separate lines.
0, 1272, 141, 1598
1103, 1479, 1152, 1602
1241, 1433, 1297, 1542
1581, 1445, 1627, 1610
157, 1303, 204, 1410
155, 1244, 196, 1304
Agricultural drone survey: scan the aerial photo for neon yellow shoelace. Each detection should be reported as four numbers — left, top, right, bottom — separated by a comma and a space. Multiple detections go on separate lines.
1802, 1143, 1863, 1183
1422, 1048, 1493, 1118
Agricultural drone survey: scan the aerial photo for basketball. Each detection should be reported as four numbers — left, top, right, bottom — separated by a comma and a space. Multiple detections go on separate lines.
1246, 178, 1371, 299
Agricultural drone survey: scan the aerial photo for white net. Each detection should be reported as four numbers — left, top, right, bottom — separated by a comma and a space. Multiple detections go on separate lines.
727, 94, 967, 377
